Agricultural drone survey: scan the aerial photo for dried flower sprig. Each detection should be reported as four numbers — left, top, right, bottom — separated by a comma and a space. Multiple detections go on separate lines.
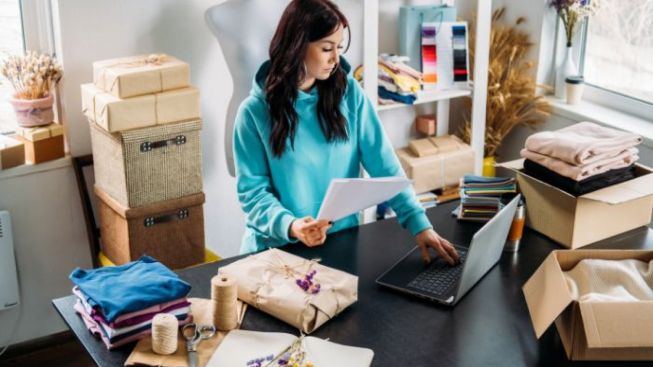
250, 336, 314, 367
550, 0, 600, 47
460, 8, 551, 157
0, 51, 63, 99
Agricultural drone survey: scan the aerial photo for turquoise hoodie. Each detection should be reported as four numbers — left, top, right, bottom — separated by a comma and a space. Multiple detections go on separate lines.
233, 57, 432, 254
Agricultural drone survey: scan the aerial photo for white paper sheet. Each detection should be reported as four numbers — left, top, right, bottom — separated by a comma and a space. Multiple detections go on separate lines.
317, 177, 411, 221
206, 330, 374, 367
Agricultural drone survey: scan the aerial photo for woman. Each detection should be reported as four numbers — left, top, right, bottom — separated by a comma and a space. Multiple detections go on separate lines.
233, 0, 459, 265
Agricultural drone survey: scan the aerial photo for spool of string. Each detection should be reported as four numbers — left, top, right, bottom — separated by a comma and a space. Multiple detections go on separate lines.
151, 313, 178, 355
211, 274, 238, 331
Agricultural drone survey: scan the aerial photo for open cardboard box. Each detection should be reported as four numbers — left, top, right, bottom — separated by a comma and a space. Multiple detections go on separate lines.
523, 250, 653, 361
499, 159, 653, 249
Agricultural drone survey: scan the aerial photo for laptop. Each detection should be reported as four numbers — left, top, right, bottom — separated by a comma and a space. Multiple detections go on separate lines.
376, 195, 520, 306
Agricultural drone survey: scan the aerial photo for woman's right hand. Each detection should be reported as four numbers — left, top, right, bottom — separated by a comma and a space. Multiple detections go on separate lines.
289, 217, 332, 247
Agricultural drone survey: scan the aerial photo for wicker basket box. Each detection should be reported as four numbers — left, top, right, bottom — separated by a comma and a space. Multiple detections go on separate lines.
95, 186, 205, 269
90, 119, 203, 208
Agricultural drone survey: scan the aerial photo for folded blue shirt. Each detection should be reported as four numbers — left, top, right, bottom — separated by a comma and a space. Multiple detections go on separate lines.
69, 256, 191, 322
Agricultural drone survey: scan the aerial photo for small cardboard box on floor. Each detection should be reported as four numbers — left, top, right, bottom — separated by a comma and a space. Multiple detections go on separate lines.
523, 250, 653, 361
499, 159, 653, 249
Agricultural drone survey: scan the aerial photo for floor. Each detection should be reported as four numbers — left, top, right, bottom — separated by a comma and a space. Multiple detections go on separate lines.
0, 338, 94, 367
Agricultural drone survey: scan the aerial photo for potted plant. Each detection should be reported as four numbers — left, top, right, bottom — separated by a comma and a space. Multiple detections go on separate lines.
461, 8, 551, 177
1, 51, 63, 127
550, 0, 600, 98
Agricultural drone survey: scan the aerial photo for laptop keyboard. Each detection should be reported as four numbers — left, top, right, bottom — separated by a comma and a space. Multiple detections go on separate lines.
407, 248, 468, 297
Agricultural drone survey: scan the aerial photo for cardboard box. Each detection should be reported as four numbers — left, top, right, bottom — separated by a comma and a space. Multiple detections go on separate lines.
93, 54, 190, 99
523, 250, 653, 361
408, 134, 464, 157
15, 123, 65, 164
95, 186, 205, 270
397, 137, 474, 194
415, 114, 436, 136
0, 135, 25, 170
500, 159, 653, 249
81, 83, 200, 133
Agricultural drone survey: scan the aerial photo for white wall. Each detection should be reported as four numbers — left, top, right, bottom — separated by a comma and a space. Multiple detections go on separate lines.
0, 162, 91, 345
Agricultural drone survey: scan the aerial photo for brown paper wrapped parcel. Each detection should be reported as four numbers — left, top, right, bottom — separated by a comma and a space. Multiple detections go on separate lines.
81, 83, 200, 132
93, 54, 190, 98
219, 248, 358, 334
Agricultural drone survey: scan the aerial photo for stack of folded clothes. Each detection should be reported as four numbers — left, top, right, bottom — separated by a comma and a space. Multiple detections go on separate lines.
458, 175, 516, 221
69, 256, 192, 350
520, 122, 642, 195
354, 54, 423, 106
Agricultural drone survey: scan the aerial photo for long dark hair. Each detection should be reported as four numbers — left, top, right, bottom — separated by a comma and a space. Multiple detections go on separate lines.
266, 0, 351, 158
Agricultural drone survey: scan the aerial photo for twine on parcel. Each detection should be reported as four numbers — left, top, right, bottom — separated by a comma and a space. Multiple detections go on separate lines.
97, 54, 170, 94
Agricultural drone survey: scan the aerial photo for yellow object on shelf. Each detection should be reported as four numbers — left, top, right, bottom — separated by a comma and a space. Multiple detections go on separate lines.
98, 249, 220, 268
482, 156, 496, 177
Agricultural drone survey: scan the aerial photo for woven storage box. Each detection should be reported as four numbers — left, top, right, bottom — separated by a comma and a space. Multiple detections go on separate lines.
95, 186, 205, 269
90, 118, 203, 208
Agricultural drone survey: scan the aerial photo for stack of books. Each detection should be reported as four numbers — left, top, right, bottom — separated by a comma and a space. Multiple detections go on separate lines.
457, 175, 516, 221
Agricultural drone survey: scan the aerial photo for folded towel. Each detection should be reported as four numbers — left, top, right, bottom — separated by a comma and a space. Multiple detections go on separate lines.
525, 121, 642, 165
520, 147, 639, 181
563, 259, 653, 303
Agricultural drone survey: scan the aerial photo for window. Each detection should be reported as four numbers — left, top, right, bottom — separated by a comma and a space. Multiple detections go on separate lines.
0, 0, 25, 134
578, 0, 653, 119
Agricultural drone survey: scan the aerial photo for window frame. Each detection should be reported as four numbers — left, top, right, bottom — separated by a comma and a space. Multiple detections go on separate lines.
0, 0, 56, 135
20, 0, 56, 55
575, 14, 653, 122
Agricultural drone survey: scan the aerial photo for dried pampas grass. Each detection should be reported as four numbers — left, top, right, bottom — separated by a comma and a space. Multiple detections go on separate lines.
460, 7, 551, 157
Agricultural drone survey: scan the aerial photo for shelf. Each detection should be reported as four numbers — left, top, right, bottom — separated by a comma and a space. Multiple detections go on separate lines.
376, 88, 472, 112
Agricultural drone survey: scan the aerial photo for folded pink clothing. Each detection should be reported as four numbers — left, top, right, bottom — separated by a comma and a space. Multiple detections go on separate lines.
72, 286, 189, 328
73, 300, 191, 350
520, 148, 639, 181
524, 121, 642, 165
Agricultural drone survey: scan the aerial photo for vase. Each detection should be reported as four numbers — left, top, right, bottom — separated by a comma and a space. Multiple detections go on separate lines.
482, 156, 496, 177
8, 93, 55, 128
554, 46, 578, 100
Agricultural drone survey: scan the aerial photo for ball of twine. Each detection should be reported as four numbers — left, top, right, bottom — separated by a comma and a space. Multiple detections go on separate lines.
211, 274, 238, 331
151, 313, 178, 355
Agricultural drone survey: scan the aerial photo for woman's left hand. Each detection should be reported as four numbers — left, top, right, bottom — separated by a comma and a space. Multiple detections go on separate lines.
415, 229, 460, 265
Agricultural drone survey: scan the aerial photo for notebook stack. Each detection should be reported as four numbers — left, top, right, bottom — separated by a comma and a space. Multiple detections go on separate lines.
457, 175, 516, 221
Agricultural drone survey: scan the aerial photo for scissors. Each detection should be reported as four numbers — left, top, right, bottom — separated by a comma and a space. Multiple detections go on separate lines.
182, 323, 216, 367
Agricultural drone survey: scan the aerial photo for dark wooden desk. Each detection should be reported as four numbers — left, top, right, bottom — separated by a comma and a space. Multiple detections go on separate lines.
53, 201, 653, 367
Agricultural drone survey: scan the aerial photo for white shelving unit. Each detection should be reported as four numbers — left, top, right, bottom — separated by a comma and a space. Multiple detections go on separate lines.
377, 87, 472, 112
362, 0, 492, 174
360, 0, 492, 223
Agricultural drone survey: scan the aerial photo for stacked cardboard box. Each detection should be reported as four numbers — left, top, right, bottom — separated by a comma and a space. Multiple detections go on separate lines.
396, 135, 474, 194
82, 54, 205, 269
